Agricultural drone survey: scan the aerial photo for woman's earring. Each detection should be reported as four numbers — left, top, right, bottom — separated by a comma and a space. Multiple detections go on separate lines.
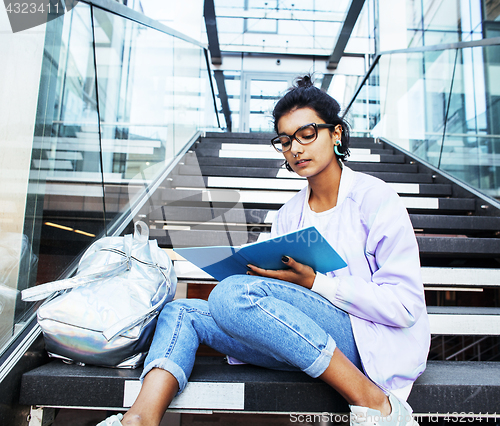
334, 139, 342, 156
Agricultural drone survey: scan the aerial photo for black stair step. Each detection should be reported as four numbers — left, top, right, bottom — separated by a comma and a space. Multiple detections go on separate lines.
186, 154, 285, 168
349, 136, 379, 144
204, 133, 387, 146
186, 155, 419, 173
178, 165, 433, 183
353, 171, 433, 183
346, 162, 418, 173
148, 207, 496, 231
193, 147, 405, 164
350, 154, 406, 163
413, 184, 452, 196
171, 175, 297, 191
403, 198, 475, 213
411, 215, 500, 234
348, 141, 390, 149
154, 228, 500, 256
151, 228, 259, 247
195, 142, 393, 156
160, 185, 470, 207
170, 175, 452, 197
203, 133, 377, 142
436, 198, 475, 212
149, 207, 489, 230
19, 359, 500, 414
203, 133, 391, 149
179, 165, 282, 178
417, 236, 500, 257
200, 136, 271, 145
205, 131, 274, 140
193, 147, 274, 157
159, 189, 476, 216
148, 206, 270, 225
159, 188, 288, 209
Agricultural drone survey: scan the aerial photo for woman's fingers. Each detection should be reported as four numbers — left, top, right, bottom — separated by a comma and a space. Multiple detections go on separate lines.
246, 257, 316, 289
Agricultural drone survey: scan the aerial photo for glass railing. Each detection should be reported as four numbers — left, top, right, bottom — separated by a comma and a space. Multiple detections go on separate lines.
344, 38, 500, 200
0, 0, 219, 358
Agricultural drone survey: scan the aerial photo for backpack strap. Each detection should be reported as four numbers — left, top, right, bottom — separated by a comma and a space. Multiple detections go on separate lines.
21, 259, 129, 302
102, 242, 175, 341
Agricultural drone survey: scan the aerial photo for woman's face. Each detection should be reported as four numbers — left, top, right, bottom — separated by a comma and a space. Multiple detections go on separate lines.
277, 107, 342, 179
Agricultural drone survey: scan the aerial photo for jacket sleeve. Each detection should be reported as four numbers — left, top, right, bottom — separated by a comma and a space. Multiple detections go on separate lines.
311, 189, 426, 328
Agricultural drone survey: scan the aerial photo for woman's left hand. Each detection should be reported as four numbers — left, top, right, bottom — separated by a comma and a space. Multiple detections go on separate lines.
246, 256, 316, 289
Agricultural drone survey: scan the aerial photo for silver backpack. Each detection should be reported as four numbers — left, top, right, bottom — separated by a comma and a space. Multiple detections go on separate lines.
22, 221, 177, 368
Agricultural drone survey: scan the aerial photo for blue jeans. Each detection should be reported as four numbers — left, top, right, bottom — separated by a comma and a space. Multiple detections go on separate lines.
141, 275, 362, 394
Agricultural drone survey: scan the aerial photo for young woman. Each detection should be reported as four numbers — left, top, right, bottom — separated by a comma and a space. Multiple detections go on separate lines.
98, 75, 430, 426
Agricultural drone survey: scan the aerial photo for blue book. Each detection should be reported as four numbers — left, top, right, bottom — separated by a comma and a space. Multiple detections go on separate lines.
173, 226, 347, 282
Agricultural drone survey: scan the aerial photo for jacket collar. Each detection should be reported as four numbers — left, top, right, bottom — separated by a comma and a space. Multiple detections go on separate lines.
304, 163, 355, 213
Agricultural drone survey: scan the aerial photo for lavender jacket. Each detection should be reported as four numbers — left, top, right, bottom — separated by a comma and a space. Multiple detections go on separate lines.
271, 166, 430, 396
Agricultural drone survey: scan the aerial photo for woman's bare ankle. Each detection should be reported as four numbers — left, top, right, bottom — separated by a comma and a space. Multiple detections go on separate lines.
377, 395, 391, 416
353, 392, 391, 416
121, 412, 150, 426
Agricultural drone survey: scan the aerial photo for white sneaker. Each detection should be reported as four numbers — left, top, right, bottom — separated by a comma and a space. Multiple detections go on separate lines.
350, 393, 418, 426
96, 413, 124, 426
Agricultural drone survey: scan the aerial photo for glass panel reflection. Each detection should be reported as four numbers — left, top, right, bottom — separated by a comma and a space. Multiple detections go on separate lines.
0, 2, 103, 354
29, 2, 103, 284
349, 41, 500, 199
249, 79, 288, 132
1, 2, 215, 357
92, 9, 174, 223
91, 10, 209, 227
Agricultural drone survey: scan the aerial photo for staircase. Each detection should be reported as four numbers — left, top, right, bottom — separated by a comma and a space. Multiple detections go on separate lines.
142, 131, 500, 361
20, 131, 500, 417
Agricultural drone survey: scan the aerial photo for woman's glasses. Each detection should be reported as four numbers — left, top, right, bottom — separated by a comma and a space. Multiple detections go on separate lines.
271, 123, 336, 153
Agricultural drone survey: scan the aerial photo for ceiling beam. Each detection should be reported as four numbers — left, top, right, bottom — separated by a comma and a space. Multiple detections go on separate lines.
204, 0, 222, 65
321, 74, 334, 92
216, 9, 345, 22
327, 0, 366, 70
213, 70, 232, 132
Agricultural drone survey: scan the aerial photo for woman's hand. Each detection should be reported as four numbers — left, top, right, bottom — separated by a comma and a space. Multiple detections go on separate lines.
246, 256, 316, 289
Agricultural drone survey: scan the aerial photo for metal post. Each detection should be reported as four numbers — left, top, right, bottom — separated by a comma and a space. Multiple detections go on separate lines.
27, 407, 56, 426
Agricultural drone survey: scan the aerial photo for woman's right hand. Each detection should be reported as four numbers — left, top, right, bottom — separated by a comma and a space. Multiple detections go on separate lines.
246, 255, 316, 289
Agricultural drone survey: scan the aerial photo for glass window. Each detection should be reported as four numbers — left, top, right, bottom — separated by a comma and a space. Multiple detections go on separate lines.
484, 0, 500, 21
245, 18, 278, 33
0, 2, 100, 356
217, 17, 244, 33
2, 1, 215, 358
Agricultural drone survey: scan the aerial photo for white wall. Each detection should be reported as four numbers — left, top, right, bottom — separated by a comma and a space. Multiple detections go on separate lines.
0, 7, 46, 332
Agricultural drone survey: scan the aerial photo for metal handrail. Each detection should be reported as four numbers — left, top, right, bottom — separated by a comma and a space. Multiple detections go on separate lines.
377, 136, 500, 211
377, 36, 500, 55
342, 36, 500, 198
343, 37, 500, 117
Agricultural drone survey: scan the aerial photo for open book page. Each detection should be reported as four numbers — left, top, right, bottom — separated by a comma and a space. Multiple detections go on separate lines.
173, 227, 346, 282
238, 227, 346, 273
174, 245, 247, 282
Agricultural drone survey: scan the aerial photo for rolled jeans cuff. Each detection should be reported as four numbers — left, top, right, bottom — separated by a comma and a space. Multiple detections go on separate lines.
140, 357, 187, 395
303, 335, 336, 378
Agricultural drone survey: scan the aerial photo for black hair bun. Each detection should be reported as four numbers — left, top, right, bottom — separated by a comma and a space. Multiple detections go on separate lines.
295, 74, 314, 88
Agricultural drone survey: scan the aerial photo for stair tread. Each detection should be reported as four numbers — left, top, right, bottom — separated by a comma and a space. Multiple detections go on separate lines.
171, 175, 452, 196
178, 165, 434, 182
186, 155, 419, 173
